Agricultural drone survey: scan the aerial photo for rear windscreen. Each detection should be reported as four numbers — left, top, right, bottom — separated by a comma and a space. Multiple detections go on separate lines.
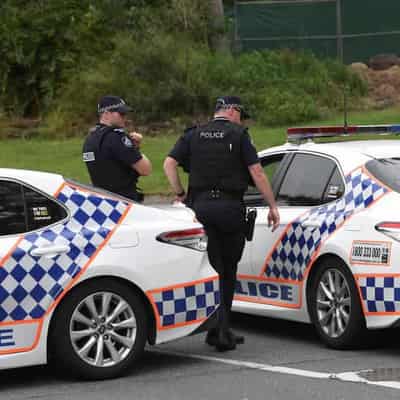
365, 158, 400, 192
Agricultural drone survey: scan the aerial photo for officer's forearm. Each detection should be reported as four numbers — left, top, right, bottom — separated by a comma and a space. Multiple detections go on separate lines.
164, 156, 184, 194
132, 154, 152, 176
248, 163, 277, 209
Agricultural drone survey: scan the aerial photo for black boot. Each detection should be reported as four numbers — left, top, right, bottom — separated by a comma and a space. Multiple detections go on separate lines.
206, 328, 244, 346
228, 330, 245, 345
215, 329, 236, 352
205, 328, 218, 346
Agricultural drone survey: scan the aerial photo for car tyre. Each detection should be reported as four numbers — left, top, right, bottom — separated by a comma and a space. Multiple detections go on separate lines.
308, 257, 366, 349
49, 279, 148, 380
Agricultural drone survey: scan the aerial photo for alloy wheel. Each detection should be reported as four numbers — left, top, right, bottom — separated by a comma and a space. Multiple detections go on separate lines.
70, 291, 137, 368
316, 268, 351, 338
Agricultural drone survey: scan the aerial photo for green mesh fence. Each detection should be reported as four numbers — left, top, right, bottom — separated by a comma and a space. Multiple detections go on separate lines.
235, 0, 400, 63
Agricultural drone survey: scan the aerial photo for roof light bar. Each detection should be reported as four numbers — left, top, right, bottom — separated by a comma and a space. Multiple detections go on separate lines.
287, 124, 400, 143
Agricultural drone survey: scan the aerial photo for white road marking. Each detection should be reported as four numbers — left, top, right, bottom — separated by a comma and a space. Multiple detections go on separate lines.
150, 349, 400, 390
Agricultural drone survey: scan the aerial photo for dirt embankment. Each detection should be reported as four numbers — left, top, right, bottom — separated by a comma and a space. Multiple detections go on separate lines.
350, 54, 400, 108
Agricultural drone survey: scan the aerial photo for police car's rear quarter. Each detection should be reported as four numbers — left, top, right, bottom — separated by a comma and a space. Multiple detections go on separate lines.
97, 204, 218, 344
0, 170, 218, 377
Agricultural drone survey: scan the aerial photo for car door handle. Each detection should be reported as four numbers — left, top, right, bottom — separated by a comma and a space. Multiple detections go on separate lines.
301, 221, 321, 229
30, 245, 70, 257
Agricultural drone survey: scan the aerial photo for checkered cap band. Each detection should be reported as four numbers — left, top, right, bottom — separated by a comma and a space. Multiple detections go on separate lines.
358, 276, 400, 313
0, 184, 129, 322
264, 168, 388, 281
151, 279, 220, 328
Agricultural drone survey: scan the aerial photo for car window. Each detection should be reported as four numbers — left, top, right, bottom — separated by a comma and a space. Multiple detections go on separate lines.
365, 158, 400, 193
24, 185, 67, 231
322, 167, 345, 203
0, 180, 67, 236
277, 153, 339, 206
244, 153, 286, 207
0, 181, 26, 235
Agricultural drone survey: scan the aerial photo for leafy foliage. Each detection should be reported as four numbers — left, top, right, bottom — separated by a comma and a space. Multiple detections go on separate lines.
0, 0, 367, 135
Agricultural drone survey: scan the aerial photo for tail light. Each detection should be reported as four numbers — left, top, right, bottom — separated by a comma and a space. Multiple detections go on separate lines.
156, 228, 207, 252
375, 222, 400, 242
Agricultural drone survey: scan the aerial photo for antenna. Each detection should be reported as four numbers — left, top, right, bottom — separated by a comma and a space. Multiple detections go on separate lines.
343, 84, 348, 134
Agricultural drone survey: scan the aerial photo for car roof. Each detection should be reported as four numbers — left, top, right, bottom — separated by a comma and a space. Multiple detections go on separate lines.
0, 168, 64, 194
260, 140, 400, 172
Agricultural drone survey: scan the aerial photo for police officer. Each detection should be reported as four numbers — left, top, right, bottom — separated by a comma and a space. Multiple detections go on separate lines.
82, 95, 152, 202
164, 96, 280, 351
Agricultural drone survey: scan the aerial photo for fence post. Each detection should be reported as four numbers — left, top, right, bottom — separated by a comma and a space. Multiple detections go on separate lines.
234, 0, 240, 52
336, 0, 344, 63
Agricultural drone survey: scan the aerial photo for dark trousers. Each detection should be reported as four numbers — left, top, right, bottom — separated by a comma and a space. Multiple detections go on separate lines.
192, 198, 246, 333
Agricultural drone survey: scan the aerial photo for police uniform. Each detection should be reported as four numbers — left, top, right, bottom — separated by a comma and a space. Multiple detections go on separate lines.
83, 123, 144, 202
169, 112, 259, 350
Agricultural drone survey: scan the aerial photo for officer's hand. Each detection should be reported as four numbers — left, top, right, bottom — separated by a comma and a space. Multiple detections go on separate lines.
175, 192, 187, 203
268, 207, 280, 232
128, 131, 143, 147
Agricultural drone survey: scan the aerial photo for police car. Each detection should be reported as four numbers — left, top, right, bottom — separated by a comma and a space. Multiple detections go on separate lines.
0, 169, 217, 379
234, 125, 400, 349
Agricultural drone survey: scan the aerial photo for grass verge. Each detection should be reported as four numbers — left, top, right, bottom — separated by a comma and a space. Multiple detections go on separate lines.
1, 107, 400, 195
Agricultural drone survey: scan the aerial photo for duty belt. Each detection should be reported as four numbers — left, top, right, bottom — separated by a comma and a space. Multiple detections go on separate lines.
194, 189, 242, 201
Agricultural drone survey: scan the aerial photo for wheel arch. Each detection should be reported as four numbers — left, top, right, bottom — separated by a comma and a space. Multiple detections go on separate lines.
47, 275, 157, 361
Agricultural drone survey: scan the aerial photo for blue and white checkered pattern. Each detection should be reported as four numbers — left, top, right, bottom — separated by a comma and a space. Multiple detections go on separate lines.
151, 279, 220, 328
0, 184, 129, 322
358, 276, 400, 313
265, 168, 388, 281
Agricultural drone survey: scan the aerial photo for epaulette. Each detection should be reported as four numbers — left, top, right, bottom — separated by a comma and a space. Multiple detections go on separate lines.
184, 125, 197, 135
113, 127, 126, 134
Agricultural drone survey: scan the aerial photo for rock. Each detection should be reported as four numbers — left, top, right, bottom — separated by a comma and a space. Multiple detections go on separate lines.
349, 62, 368, 71
349, 62, 369, 80
368, 54, 400, 71
371, 83, 398, 107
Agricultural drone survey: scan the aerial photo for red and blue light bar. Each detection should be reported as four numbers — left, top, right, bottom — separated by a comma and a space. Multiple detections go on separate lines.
287, 124, 400, 142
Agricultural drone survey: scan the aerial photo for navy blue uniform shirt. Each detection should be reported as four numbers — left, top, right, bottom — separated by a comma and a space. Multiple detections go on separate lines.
169, 117, 259, 171
83, 124, 143, 200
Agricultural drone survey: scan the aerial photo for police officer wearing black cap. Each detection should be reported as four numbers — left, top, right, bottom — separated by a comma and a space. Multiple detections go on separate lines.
164, 96, 280, 351
82, 95, 152, 202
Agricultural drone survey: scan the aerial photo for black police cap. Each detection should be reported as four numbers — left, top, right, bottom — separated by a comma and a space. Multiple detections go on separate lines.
215, 96, 250, 119
97, 95, 132, 114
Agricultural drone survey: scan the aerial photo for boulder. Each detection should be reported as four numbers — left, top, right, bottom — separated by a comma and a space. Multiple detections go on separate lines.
368, 54, 400, 71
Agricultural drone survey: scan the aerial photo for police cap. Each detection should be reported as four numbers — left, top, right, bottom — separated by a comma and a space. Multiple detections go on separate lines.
215, 96, 250, 119
97, 95, 132, 114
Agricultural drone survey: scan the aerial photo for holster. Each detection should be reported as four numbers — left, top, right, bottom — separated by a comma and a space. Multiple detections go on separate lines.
245, 208, 257, 241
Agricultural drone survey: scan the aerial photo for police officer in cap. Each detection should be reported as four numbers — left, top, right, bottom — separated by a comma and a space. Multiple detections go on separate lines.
83, 95, 152, 202
164, 96, 280, 351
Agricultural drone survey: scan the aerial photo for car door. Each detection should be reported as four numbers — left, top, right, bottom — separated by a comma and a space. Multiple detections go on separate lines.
238, 152, 290, 277
0, 179, 69, 352
238, 152, 344, 307
0, 178, 69, 285
0, 180, 28, 262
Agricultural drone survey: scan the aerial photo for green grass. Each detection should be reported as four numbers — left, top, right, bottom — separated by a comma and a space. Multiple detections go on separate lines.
2, 106, 400, 194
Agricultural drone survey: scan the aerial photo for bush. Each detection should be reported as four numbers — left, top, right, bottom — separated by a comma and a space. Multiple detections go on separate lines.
44, 41, 367, 136
1, 1, 367, 135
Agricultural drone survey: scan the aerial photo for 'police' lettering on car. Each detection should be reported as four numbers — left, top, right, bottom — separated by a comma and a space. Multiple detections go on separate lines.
235, 279, 300, 306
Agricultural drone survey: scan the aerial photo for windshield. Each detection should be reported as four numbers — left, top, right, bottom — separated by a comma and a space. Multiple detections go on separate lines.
365, 158, 400, 193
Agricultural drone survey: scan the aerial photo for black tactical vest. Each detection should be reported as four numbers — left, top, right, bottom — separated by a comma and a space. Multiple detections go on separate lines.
188, 119, 250, 193
82, 124, 139, 200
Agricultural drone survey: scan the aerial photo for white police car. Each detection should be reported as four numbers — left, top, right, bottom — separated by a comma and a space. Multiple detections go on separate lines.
234, 125, 400, 349
0, 169, 217, 379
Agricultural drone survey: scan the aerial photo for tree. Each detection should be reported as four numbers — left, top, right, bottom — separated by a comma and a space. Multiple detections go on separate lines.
209, 0, 230, 53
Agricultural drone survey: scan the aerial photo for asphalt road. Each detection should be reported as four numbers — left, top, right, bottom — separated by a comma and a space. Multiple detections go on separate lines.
2, 313, 400, 400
